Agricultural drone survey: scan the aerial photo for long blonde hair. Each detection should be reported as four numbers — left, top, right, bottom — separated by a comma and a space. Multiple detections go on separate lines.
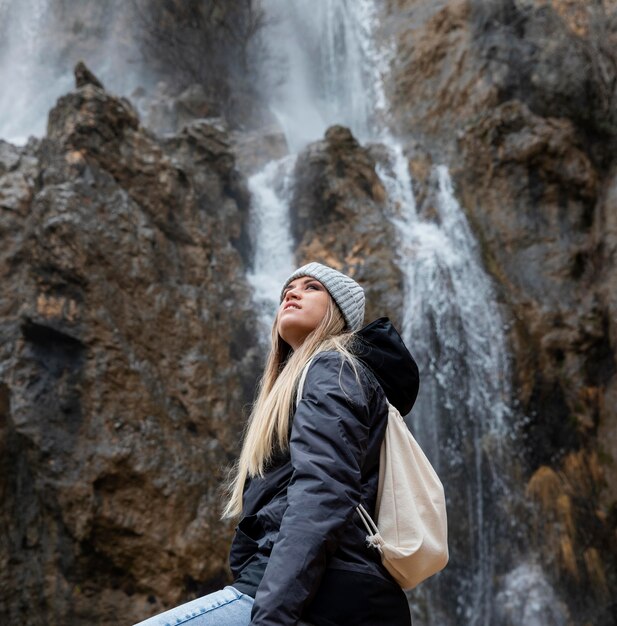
222, 296, 360, 518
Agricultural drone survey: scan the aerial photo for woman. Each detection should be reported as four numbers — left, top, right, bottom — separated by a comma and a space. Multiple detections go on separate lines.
135, 262, 419, 626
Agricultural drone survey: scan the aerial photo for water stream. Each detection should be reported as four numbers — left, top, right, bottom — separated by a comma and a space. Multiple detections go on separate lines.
376, 150, 518, 624
246, 155, 298, 337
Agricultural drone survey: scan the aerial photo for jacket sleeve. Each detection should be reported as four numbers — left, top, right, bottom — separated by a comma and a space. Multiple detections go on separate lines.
250, 351, 372, 625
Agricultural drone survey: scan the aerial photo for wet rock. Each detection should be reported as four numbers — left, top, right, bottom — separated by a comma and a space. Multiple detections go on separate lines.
290, 125, 404, 326
0, 72, 260, 624
385, 1, 617, 619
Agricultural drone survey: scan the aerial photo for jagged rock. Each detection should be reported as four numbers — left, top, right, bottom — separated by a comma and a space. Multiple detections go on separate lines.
0, 76, 260, 625
290, 125, 404, 326
74, 60, 105, 90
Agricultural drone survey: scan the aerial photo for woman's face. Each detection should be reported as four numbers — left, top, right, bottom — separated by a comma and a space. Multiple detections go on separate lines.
277, 276, 331, 350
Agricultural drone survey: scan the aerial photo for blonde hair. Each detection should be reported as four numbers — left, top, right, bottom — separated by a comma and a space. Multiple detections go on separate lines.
222, 296, 360, 518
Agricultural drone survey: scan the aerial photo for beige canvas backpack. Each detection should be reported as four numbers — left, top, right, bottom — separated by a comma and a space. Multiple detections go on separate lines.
296, 356, 449, 590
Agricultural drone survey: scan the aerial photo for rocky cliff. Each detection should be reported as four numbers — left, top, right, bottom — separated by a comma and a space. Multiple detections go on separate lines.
0, 70, 261, 625
384, 0, 617, 622
2, 0, 617, 623
0, 71, 408, 623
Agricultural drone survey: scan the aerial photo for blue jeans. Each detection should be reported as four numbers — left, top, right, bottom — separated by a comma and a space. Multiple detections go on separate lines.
133, 587, 253, 626
133, 586, 314, 626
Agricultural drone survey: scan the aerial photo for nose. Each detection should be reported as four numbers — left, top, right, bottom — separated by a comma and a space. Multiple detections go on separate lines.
284, 287, 301, 303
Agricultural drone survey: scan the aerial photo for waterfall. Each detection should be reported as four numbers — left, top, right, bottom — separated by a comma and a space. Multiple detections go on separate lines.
259, 0, 388, 151
246, 155, 298, 340
376, 148, 519, 624
0, 0, 147, 144
245, 0, 390, 329
0, 0, 61, 142
249, 2, 567, 624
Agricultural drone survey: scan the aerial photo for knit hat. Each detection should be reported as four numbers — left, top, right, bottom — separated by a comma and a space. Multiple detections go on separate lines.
280, 262, 365, 331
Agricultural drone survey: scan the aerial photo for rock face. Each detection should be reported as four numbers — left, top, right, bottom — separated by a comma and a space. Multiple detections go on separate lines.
290, 126, 404, 326
0, 72, 260, 624
2, 1, 617, 623
384, 0, 617, 622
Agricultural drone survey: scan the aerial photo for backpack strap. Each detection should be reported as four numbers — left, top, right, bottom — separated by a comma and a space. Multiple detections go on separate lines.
357, 503, 379, 536
295, 356, 315, 407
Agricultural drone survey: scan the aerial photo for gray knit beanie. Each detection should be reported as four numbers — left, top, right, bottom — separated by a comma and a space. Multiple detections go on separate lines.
280, 262, 365, 331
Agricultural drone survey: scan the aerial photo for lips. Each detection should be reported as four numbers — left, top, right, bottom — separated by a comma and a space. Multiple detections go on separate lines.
283, 303, 301, 311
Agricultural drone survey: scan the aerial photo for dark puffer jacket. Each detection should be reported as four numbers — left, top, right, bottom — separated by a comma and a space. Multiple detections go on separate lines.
229, 318, 419, 626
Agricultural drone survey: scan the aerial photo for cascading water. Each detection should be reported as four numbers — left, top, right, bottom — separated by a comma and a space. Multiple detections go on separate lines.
246, 0, 388, 329
249, 1, 566, 624
376, 150, 522, 624
246, 155, 298, 339
259, 0, 387, 150
0, 0, 148, 144
0, 0, 61, 142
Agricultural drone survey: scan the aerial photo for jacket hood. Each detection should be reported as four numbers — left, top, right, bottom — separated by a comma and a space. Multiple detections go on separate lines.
353, 317, 419, 416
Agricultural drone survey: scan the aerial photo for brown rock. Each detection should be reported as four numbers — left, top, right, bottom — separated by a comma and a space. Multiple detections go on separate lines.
0, 77, 260, 624
384, 1, 617, 617
290, 125, 404, 326
385, 0, 498, 146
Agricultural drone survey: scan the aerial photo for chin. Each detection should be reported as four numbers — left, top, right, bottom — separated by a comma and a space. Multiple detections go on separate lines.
279, 323, 312, 348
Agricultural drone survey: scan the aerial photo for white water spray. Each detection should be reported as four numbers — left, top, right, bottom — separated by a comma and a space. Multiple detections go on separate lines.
0, 0, 148, 144
259, 0, 388, 151
495, 563, 569, 626
0, 0, 61, 142
246, 155, 298, 340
